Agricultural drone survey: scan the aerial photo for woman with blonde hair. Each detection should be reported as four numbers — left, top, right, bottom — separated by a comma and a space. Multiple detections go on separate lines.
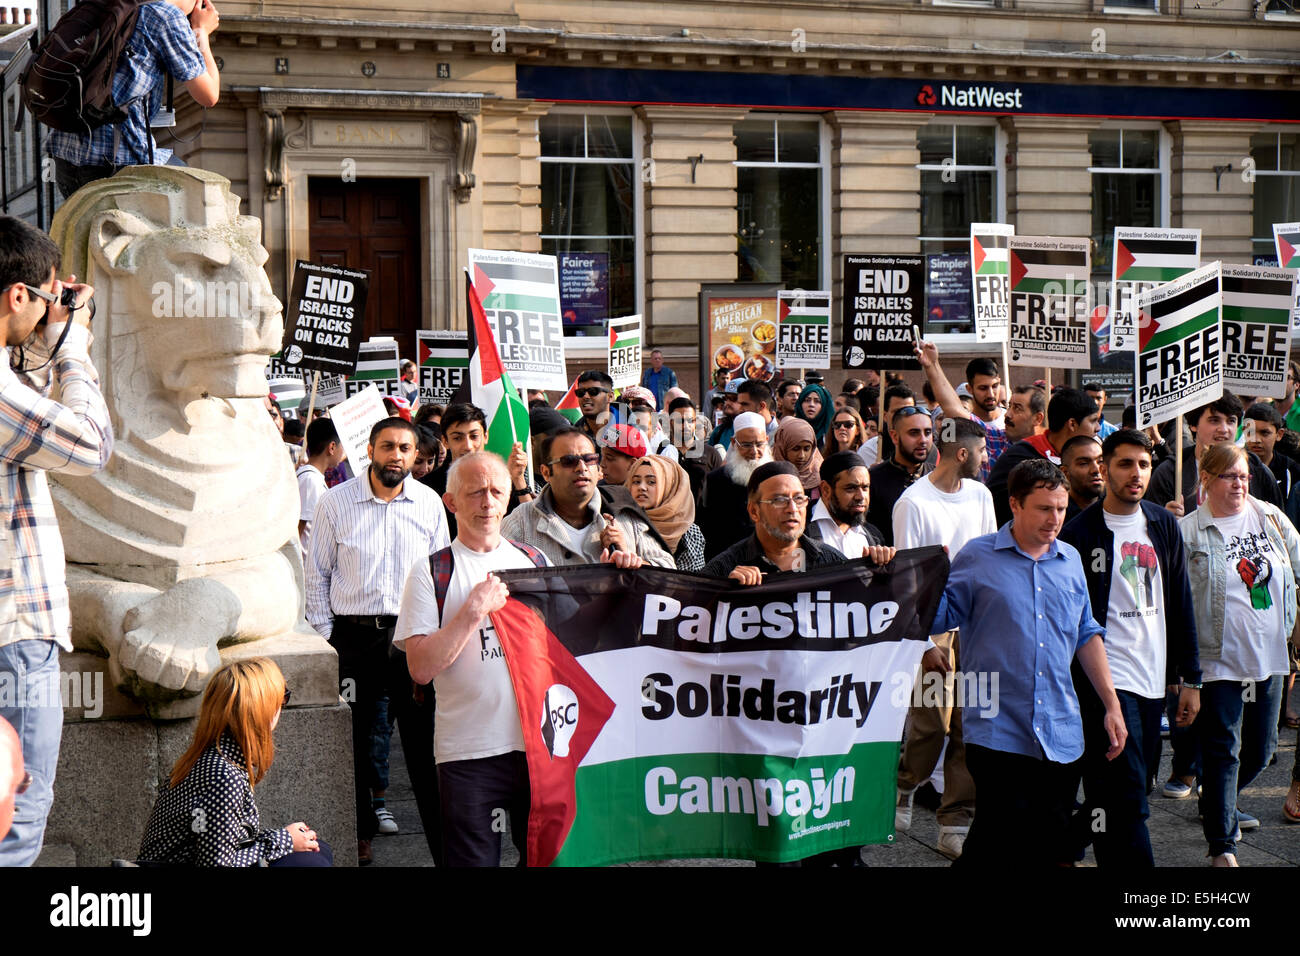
824, 406, 867, 457
1180, 442, 1300, 866
138, 658, 330, 866
625, 455, 706, 572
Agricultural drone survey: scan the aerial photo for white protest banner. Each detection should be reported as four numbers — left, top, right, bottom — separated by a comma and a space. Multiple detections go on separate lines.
1109, 228, 1201, 352
1274, 223, 1300, 339
1135, 262, 1222, 429
468, 249, 568, 390
776, 291, 831, 370
1008, 236, 1091, 370
607, 315, 643, 389
1221, 264, 1296, 400
970, 223, 1013, 344
416, 330, 469, 405
330, 383, 389, 473
344, 337, 402, 399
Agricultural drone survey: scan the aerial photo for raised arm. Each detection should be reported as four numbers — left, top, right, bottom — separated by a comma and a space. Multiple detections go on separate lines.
913, 338, 969, 423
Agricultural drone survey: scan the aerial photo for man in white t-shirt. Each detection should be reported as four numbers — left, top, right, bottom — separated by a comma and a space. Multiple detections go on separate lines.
395, 451, 642, 866
296, 417, 344, 562
1060, 428, 1201, 868
891, 416, 994, 860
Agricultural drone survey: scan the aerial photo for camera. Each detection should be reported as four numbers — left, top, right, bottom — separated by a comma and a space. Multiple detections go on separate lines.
59, 286, 77, 310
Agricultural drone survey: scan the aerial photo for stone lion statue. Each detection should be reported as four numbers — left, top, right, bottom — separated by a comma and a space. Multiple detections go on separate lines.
49, 166, 309, 714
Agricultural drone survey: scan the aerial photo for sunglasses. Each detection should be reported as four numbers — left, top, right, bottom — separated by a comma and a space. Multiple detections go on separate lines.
575, 387, 608, 398
833, 421, 856, 429
548, 453, 602, 469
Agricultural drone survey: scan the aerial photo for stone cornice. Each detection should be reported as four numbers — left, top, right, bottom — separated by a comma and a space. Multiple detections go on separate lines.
238, 87, 487, 113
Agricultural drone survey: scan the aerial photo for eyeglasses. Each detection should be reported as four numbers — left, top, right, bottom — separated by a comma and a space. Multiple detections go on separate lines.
16, 770, 31, 794
1213, 472, 1250, 484
759, 494, 809, 509
575, 387, 608, 399
548, 453, 602, 469
283, 687, 292, 707
734, 439, 768, 452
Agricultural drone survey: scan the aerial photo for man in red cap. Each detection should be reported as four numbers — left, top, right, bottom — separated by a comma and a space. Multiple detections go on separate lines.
597, 422, 649, 486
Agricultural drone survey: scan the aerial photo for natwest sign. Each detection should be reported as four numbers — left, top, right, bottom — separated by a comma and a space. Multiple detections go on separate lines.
938, 84, 1024, 110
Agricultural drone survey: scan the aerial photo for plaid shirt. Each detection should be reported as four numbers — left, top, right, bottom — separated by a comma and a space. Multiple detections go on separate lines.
45, 2, 207, 168
0, 325, 113, 650
972, 413, 1009, 484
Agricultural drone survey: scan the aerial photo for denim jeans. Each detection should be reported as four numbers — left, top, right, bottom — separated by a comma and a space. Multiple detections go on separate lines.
1198, 676, 1283, 857
0, 640, 63, 866
1164, 686, 1202, 782
1080, 689, 1164, 868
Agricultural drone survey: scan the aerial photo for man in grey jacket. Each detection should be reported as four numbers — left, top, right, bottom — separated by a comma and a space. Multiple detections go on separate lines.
500, 427, 675, 568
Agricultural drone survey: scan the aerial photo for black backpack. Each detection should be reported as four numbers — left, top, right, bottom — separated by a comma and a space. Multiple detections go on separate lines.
19, 0, 145, 135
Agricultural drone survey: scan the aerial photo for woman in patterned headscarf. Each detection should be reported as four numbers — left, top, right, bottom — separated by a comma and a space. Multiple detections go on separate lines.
625, 455, 706, 572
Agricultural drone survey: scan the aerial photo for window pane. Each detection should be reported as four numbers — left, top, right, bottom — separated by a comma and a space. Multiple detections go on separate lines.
919, 170, 995, 242
1123, 130, 1158, 169
736, 166, 822, 289
1281, 132, 1299, 172
1092, 171, 1160, 274
1090, 129, 1121, 169
955, 125, 995, 166
1254, 176, 1300, 249
735, 119, 776, 163
1251, 133, 1279, 172
541, 162, 634, 238
586, 115, 633, 159
918, 125, 953, 165
778, 120, 820, 164
539, 114, 585, 158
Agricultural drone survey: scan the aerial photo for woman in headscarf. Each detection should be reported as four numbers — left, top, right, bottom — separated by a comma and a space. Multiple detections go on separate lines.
772, 416, 824, 505
796, 382, 834, 446
625, 455, 706, 572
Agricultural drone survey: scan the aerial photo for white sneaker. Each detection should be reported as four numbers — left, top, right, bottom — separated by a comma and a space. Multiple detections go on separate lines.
937, 825, 969, 860
895, 788, 915, 832
375, 807, 399, 836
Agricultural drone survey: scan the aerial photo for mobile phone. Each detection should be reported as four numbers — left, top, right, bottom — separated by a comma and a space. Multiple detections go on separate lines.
911, 325, 922, 347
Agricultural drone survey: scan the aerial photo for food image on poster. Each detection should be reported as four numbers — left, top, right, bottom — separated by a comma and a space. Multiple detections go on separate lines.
706, 296, 780, 385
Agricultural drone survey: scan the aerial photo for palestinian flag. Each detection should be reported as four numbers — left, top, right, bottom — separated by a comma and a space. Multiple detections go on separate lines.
1009, 239, 1089, 295
1137, 263, 1221, 354
1275, 223, 1300, 270
555, 376, 583, 425
460, 272, 531, 462
470, 256, 562, 315
490, 550, 947, 866
1114, 229, 1201, 283
1221, 264, 1296, 399
971, 225, 1012, 276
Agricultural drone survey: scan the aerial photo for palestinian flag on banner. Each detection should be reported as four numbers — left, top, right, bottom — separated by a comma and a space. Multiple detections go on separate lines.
1114, 231, 1200, 283
971, 225, 1012, 276
490, 550, 947, 866
349, 339, 401, 395
1138, 263, 1221, 355
460, 272, 531, 462
268, 377, 306, 418
608, 318, 640, 353
1275, 223, 1300, 270
471, 256, 562, 315
1221, 264, 1296, 399
555, 376, 583, 424
1009, 241, 1089, 295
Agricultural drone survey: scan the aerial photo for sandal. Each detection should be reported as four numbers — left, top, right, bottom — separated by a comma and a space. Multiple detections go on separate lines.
1285, 781, 1300, 824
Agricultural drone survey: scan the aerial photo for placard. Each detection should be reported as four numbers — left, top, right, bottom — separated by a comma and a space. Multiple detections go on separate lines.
969, 223, 1013, 343
841, 255, 924, 371
1135, 262, 1222, 429
1108, 228, 1201, 352
776, 290, 832, 370
416, 330, 469, 406
266, 353, 344, 408
607, 314, 643, 389
330, 383, 389, 473
344, 337, 402, 400
1274, 223, 1300, 340
1007, 236, 1091, 369
279, 260, 371, 376
468, 249, 568, 390
1221, 264, 1296, 400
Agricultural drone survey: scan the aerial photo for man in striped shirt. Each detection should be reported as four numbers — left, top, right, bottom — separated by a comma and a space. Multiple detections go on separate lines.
306, 417, 450, 864
0, 217, 112, 866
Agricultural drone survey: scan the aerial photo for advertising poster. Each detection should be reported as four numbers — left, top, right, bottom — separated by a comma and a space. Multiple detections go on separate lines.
926, 253, 972, 335
559, 252, 609, 329
699, 286, 781, 394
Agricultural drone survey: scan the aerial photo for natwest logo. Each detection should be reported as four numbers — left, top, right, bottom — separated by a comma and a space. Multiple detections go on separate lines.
940, 84, 1024, 110
916, 84, 936, 106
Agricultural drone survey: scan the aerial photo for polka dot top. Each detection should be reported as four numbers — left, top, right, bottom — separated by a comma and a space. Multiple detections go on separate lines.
137, 732, 294, 867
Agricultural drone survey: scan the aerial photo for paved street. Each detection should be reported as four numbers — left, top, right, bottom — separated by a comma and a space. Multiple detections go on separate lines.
368, 726, 1300, 868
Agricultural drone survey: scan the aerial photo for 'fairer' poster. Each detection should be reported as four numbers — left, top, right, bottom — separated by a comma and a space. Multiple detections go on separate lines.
1108, 228, 1201, 353
1135, 262, 1223, 429
969, 223, 1013, 344
1007, 236, 1091, 370
1220, 264, 1296, 401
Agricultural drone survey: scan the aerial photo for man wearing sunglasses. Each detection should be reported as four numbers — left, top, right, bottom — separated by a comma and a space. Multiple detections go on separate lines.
572, 370, 619, 446
0, 216, 111, 866
500, 427, 673, 569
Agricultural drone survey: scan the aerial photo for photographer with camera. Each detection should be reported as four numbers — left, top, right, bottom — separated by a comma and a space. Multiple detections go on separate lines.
0, 216, 112, 866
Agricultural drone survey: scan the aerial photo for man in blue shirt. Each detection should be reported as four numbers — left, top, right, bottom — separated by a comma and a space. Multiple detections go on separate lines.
46, 0, 221, 199
933, 457, 1127, 867
639, 348, 677, 411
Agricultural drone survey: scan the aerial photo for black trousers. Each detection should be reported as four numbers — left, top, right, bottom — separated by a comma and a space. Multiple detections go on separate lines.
438, 751, 530, 867
387, 648, 442, 864
956, 743, 1082, 868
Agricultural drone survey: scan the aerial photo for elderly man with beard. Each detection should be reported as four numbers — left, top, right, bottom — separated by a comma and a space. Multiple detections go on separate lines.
1062, 435, 1105, 522
808, 452, 884, 558
890, 416, 995, 860
866, 405, 934, 546
306, 417, 450, 864
699, 412, 772, 560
